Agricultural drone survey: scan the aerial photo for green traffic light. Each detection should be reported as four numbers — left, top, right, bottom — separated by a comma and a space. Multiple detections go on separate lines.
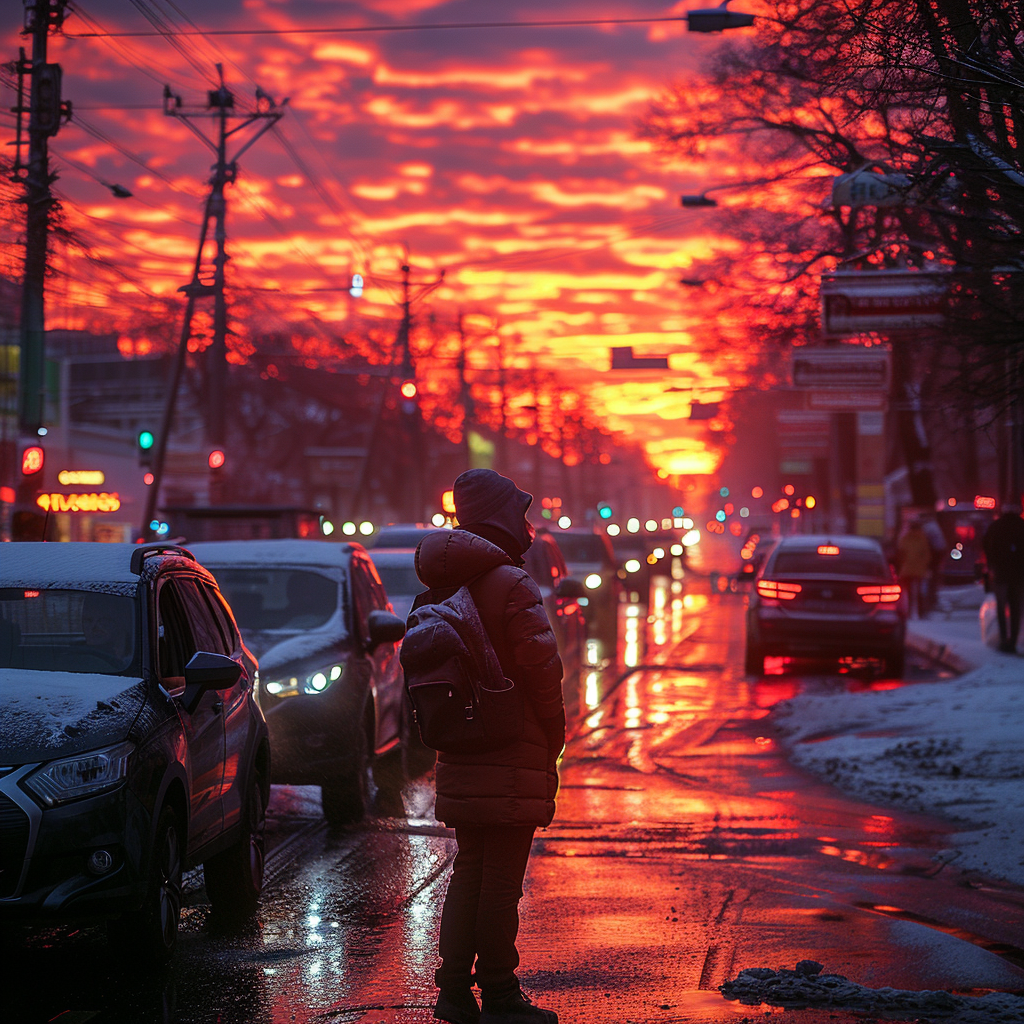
138, 430, 155, 450
598, 504, 613, 519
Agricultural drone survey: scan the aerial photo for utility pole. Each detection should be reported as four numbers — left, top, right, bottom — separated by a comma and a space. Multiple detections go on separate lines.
140, 72, 282, 537
456, 311, 476, 469
163, 70, 283, 451
141, 70, 282, 529
13, 0, 70, 436
391, 260, 443, 521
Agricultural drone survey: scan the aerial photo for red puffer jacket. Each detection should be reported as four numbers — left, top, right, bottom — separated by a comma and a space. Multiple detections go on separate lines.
413, 528, 565, 827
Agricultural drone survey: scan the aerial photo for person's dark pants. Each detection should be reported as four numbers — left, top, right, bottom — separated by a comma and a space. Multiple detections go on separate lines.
436, 824, 537, 995
993, 577, 1024, 647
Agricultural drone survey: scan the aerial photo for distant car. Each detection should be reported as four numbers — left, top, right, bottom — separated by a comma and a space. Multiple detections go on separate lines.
549, 528, 623, 665
370, 547, 426, 622
736, 527, 777, 586
190, 540, 408, 826
745, 534, 906, 677
0, 543, 269, 962
523, 532, 588, 705
368, 524, 445, 550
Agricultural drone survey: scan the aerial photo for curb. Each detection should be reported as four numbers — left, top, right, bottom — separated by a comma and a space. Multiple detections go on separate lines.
904, 631, 977, 675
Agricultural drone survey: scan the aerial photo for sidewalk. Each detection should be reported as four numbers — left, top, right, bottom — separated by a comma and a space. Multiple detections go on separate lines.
903, 583, 994, 673
772, 584, 1024, 887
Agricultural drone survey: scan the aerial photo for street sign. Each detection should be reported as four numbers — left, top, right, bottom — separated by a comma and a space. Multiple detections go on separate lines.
792, 347, 890, 390
610, 346, 669, 370
831, 168, 911, 208
776, 410, 831, 454
821, 269, 948, 335
807, 390, 887, 411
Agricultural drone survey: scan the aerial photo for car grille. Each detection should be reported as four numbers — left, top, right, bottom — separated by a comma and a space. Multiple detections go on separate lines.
0, 793, 30, 898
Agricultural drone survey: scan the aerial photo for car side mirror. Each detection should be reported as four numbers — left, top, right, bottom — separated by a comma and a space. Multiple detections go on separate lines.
182, 651, 242, 713
367, 609, 406, 649
555, 577, 586, 599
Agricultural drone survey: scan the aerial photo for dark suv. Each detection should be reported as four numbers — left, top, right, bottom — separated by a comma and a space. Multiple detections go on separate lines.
0, 543, 269, 962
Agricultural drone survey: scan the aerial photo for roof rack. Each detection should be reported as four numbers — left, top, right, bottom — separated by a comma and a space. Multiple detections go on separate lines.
130, 544, 196, 576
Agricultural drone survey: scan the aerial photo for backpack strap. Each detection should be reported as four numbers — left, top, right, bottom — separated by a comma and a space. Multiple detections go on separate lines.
468, 564, 524, 680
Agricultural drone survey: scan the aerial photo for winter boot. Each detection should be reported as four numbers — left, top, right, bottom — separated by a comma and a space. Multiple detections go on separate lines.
434, 986, 481, 1024
480, 982, 557, 1024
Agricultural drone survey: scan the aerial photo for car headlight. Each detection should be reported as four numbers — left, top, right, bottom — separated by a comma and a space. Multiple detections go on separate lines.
25, 741, 133, 808
265, 663, 344, 697
584, 573, 603, 590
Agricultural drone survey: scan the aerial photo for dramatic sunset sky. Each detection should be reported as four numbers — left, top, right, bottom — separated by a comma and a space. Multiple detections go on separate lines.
1, 1, 760, 475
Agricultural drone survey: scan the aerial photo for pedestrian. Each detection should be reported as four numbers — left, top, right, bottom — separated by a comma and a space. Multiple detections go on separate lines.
413, 469, 565, 1024
896, 519, 932, 619
981, 502, 1024, 653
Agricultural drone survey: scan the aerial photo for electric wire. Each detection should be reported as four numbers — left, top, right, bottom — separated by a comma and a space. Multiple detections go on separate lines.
67, 14, 692, 39
67, 1, 206, 92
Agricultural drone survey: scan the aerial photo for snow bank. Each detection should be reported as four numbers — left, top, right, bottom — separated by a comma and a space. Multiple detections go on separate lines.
772, 663, 1024, 886
721, 962, 1024, 1022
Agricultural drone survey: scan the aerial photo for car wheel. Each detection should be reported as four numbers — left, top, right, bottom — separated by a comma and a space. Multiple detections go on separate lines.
204, 773, 266, 921
321, 707, 373, 827
109, 805, 182, 964
883, 645, 905, 678
744, 640, 764, 676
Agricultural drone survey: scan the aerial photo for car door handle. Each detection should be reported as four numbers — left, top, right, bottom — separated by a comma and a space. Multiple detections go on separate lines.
212, 700, 224, 712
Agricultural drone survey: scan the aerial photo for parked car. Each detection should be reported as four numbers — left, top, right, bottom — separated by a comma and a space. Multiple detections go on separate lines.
745, 534, 906, 677
523, 531, 588, 707
189, 540, 408, 826
549, 527, 623, 665
0, 543, 269, 962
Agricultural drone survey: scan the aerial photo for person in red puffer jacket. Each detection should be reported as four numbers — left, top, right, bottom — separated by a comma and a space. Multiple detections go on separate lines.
413, 469, 564, 1024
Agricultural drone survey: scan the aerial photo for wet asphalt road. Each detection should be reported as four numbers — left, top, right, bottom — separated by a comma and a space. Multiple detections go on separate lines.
6, 589, 1024, 1024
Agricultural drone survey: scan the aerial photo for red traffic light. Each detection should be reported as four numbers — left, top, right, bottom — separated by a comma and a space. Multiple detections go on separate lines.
208, 449, 226, 470
21, 446, 44, 475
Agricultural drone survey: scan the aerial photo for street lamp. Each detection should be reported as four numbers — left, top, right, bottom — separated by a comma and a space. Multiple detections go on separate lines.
686, 1, 755, 32
680, 194, 718, 207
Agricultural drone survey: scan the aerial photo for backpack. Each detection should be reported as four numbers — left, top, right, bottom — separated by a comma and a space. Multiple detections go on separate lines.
400, 573, 523, 755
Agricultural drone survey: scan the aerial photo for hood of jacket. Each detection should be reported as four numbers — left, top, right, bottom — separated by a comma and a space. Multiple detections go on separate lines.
415, 529, 514, 591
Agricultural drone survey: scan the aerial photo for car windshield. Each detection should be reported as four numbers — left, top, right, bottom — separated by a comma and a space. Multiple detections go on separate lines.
0, 589, 138, 674
556, 535, 608, 564
771, 548, 888, 577
375, 565, 425, 601
213, 568, 338, 631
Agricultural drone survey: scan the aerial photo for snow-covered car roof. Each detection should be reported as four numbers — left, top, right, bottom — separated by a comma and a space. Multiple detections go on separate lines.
189, 539, 359, 570
0, 542, 148, 588
366, 547, 417, 567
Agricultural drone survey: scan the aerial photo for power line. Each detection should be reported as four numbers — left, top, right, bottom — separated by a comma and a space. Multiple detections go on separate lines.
66, 14, 689, 38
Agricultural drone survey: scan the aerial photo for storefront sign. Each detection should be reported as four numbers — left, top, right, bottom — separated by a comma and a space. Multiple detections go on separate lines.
36, 492, 121, 513
58, 470, 105, 485
792, 347, 890, 389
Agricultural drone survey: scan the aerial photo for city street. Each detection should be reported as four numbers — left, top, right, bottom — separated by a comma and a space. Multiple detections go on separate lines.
7, 590, 1023, 1024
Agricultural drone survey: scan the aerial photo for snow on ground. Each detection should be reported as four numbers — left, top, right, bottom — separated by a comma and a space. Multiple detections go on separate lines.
721, 961, 1024, 1022
771, 602, 1024, 887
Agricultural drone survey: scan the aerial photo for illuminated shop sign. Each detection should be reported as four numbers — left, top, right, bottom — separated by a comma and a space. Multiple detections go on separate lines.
36, 492, 121, 513
58, 470, 106, 485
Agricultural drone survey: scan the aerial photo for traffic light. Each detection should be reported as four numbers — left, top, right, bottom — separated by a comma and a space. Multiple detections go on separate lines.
400, 379, 418, 415
137, 429, 155, 466
13, 441, 47, 540
597, 502, 613, 520
208, 449, 226, 471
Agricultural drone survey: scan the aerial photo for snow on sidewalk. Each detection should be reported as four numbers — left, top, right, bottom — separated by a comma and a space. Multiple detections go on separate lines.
771, 608, 1024, 886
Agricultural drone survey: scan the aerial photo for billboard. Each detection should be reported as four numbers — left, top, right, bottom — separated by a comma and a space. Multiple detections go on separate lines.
821, 269, 948, 335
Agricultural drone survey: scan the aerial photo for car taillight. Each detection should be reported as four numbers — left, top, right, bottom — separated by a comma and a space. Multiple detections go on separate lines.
857, 584, 902, 604
757, 580, 802, 600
